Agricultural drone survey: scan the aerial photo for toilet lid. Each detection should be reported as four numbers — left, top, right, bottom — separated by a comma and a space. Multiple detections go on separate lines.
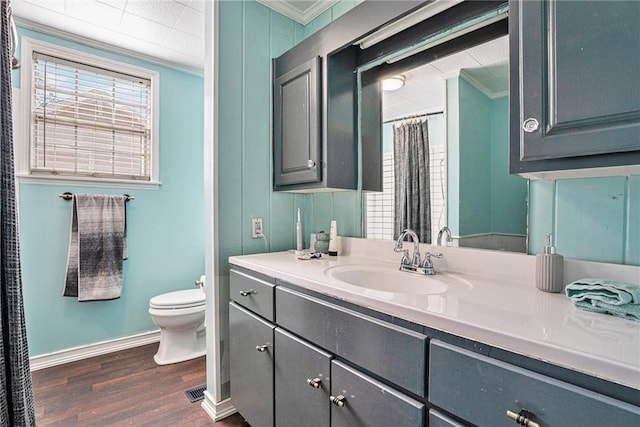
149, 289, 205, 309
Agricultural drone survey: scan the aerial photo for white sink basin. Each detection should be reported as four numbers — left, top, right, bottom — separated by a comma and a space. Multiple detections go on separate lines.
325, 264, 468, 295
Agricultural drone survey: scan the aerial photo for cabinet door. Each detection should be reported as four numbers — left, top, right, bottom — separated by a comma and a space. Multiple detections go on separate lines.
274, 328, 332, 427
330, 360, 425, 427
273, 56, 321, 188
229, 302, 275, 427
511, 0, 640, 173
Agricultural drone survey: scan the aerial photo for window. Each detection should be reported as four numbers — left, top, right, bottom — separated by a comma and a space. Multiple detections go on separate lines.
19, 38, 159, 186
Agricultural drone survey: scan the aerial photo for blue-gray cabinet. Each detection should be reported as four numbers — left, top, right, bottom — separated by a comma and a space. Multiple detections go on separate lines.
229, 267, 427, 426
274, 328, 331, 427
230, 265, 640, 427
229, 302, 275, 427
330, 360, 425, 427
510, 0, 640, 175
429, 340, 640, 426
273, 57, 322, 189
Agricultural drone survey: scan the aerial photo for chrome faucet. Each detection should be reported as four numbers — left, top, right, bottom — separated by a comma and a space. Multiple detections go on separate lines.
437, 226, 453, 246
394, 228, 442, 275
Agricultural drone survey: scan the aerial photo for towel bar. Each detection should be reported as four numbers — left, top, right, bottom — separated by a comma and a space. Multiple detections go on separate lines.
58, 192, 134, 201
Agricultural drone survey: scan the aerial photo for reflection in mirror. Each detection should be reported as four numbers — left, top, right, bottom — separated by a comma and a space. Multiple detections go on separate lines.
364, 35, 529, 252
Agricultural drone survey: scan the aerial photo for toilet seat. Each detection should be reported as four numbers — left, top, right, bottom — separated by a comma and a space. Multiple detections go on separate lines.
149, 289, 205, 310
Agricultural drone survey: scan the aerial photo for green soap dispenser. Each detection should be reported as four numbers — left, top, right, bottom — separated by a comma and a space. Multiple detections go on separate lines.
536, 233, 564, 293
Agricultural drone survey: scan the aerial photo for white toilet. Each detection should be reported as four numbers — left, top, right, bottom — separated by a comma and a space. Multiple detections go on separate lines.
148, 284, 206, 365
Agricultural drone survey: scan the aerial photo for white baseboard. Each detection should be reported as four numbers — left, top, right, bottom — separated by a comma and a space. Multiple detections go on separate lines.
201, 391, 236, 421
29, 330, 161, 371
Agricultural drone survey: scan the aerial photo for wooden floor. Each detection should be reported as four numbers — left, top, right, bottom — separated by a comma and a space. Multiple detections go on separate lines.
32, 343, 247, 427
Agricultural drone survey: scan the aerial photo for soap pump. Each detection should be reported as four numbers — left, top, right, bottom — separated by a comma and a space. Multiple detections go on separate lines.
535, 233, 564, 293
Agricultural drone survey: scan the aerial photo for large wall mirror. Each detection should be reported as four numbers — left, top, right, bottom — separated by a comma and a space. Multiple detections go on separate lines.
358, 5, 528, 252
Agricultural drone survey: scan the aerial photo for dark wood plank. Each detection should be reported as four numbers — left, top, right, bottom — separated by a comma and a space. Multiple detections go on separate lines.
32, 343, 247, 427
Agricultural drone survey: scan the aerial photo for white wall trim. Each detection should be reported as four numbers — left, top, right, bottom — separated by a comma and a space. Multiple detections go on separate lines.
201, 392, 236, 421
459, 68, 508, 99
256, 0, 338, 25
29, 330, 160, 371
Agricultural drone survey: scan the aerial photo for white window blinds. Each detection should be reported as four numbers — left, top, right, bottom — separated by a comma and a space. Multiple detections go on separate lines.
30, 51, 152, 181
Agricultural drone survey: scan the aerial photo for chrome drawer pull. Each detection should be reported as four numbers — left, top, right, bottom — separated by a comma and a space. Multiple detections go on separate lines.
239, 289, 256, 297
255, 344, 268, 352
507, 409, 540, 427
329, 395, 345, 407
306, 378, 322, 388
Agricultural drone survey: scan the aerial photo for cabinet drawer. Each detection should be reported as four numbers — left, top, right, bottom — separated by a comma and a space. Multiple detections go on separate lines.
275, 328, 332, 427
230, 268, 275, 321
229, 302, 274, 427
429, 409, 468, 427
276, 286, 427, 397
331, 360, 425, 427
429, 340, 640, 427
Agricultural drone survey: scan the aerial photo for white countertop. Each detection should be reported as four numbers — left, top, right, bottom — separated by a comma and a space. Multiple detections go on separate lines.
229, 238, 640, 390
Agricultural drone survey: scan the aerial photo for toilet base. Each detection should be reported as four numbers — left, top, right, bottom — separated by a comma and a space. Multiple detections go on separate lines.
153, 326, 206, 365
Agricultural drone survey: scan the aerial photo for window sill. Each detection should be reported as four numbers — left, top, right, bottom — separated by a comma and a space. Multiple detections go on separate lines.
16, 174, 161, 190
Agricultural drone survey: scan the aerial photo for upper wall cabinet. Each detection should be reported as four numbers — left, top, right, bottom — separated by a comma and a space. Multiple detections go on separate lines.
510, 0, 640, 178
273, 57, 322, 188
271, 1, 425, 192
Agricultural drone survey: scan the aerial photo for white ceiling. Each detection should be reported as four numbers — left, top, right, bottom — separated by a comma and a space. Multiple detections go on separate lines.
383, 35, 509, 122
11, 0, 336, 74
11, 0, 507, 115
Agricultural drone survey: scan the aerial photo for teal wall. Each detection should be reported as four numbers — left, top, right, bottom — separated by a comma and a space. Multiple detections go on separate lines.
529, 175, 640, 265
457, 77, 492, 235
216, 3, 364, 389
15, 28, 205, 356
447, 76, 527, 237
489, 96, 527, 234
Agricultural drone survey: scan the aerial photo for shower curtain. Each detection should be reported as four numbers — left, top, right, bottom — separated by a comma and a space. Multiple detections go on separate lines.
393, 119, 432, 243
1, 1, 36, 425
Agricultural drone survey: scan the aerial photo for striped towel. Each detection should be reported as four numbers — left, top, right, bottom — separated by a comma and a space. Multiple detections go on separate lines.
64, 194, 128, 302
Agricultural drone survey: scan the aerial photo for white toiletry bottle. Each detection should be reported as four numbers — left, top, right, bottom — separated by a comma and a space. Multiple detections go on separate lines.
328, 220, 338, 256
295, 208, 303, 256
536, 233, 564, 293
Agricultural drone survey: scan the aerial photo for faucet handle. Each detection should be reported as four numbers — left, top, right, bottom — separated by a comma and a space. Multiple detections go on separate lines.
421, 251, 443, 268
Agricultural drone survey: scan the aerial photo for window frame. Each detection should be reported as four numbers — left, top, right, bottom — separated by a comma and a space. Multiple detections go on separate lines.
18, 37, 160, 188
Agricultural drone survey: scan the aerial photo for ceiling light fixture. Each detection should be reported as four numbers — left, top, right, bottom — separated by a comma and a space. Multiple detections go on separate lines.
382, 76, 405, 91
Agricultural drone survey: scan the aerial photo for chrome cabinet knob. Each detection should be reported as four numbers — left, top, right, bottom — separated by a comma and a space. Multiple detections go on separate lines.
507, 409, 540, 427
239, 289, 256, 297
307, 159, 316, 168
306, 378, 322, 388
255, 344, 268, 352
329, 395, 345, 407
522, 118, 539, 133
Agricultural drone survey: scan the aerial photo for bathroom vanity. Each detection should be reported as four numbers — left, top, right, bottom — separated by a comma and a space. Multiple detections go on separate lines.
228, 239, 640, 427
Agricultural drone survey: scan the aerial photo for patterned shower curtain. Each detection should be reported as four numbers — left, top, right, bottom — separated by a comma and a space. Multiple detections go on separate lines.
0, 1, 36, 425
393, 119, 432, 243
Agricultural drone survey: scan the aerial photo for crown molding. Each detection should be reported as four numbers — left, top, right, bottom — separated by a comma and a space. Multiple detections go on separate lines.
257, 0, 338, 25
